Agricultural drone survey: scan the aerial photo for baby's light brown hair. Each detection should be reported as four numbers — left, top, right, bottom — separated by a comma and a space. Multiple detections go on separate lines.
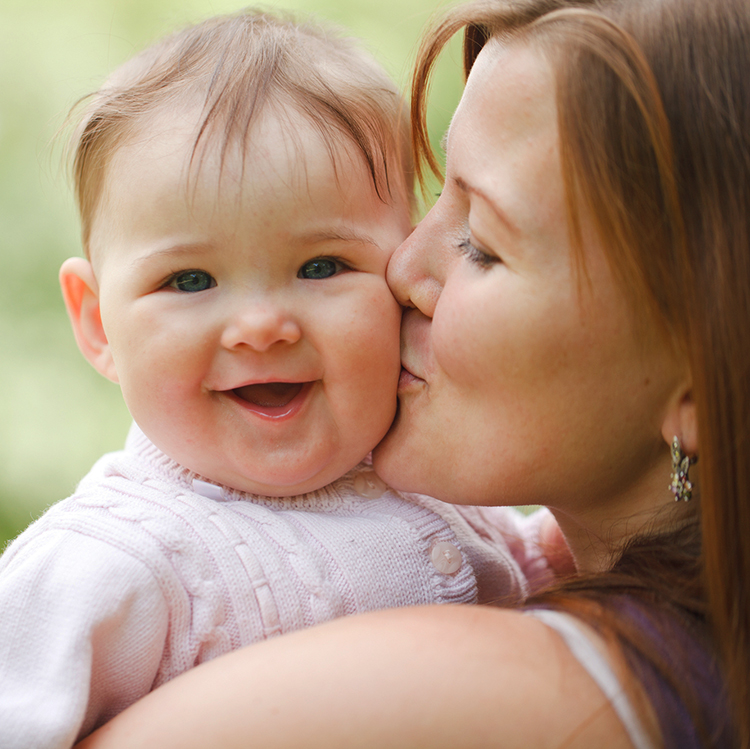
68, 8, 414, 257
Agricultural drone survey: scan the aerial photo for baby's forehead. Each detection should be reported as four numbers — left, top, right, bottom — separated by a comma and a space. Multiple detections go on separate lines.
89, 99, 411, 267
113, 100, 382, 198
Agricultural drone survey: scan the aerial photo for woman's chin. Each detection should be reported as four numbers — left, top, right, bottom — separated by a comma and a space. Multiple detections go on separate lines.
372, 418, 424, 495
372, 425, 404, 488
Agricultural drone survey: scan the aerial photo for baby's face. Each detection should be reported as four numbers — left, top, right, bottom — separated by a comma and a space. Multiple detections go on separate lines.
87, 107, 411, 495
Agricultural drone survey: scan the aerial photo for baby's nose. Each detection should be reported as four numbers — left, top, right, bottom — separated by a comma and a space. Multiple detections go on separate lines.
220, 304, 302, 352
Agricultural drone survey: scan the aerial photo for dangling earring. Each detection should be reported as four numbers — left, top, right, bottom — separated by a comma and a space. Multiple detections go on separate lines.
669, 436, 697, 502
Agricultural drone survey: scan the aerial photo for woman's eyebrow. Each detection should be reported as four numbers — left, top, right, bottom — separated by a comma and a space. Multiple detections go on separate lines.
453, 176, 521, 236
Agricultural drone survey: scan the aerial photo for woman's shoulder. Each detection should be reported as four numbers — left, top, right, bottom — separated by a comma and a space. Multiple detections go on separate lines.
78, 604, 642, 749
343, 605, 646, 748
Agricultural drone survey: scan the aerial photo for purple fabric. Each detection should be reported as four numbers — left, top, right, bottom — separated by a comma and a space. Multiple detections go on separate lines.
609, 596, 734, 748
527, 595, 733, 747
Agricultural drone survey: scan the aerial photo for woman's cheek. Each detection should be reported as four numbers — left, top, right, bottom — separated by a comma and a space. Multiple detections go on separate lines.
431, 282, 498, 386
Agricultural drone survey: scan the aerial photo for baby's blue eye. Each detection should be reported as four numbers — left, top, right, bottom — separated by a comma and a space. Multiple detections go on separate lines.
298, 258, 342, 280
170, 270, 215, 292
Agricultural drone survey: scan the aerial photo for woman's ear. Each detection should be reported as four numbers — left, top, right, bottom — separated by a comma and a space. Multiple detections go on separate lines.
660, 380, 698, 456
59, 257, 119, 383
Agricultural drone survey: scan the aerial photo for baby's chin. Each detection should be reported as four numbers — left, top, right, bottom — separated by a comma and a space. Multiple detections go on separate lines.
194, 452, 376, 498
137, 414, 389, 498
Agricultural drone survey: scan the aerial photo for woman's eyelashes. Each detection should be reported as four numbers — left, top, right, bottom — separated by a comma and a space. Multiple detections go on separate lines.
167, 269, 217, 292
297, 257, 349, 280
457, 238, 500, 269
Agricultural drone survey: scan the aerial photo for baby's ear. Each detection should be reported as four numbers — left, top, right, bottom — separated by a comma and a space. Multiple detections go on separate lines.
59, 257, 119, 383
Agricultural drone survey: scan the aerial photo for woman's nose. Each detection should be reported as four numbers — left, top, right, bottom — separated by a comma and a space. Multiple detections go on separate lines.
220, 302, 302, 352
386, 204, 450, 318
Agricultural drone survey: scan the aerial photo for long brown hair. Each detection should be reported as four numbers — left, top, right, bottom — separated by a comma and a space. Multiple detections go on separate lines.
412, 0, 749, 745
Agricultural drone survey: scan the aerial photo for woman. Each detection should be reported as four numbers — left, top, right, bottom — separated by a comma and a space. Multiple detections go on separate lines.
77, 0, 746, 746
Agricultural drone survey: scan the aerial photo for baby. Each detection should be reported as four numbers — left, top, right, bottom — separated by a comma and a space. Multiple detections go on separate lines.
0, 10, 553, 748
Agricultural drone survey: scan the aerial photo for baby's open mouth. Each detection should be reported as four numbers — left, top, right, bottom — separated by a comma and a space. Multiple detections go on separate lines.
233, 382, 304, 408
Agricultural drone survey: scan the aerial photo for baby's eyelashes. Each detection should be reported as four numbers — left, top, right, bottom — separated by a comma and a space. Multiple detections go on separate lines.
167, 270, 217, 292
297, 257, 350, 280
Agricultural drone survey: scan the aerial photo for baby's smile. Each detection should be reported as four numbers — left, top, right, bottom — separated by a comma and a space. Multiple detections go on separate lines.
223, 380, 316, 421
233, 381, 306, 408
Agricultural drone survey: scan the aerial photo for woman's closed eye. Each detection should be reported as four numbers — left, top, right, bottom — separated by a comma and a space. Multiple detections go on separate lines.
167, 269, 217, 292
457, 238, 500, 269
297, 257, 349, 280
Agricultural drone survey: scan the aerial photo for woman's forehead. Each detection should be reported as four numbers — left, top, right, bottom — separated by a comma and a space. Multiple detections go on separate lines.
446, 40, 562, 237
447, 39, 557, 165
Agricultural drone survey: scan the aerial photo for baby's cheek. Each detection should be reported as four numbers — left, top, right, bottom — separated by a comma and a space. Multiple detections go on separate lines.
349, 301, 400, 401
373, 292, 403, 377
360, 282, 402, 349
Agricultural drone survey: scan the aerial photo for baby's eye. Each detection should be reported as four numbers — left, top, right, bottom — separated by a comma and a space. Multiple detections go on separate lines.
169, 270, 216, 292
297, 257, 347, 280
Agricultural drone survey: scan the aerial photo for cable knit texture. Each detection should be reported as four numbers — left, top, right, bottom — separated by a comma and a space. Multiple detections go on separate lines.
0, 424, 550, 748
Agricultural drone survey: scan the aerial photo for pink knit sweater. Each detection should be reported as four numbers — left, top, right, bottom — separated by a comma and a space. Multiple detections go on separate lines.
0, 424, 551, 748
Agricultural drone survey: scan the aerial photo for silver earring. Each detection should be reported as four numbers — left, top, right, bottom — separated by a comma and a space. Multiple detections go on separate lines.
669, 436, 697, 502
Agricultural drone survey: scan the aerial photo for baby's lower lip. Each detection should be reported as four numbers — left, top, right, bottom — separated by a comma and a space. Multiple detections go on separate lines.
228, 381, 314, 419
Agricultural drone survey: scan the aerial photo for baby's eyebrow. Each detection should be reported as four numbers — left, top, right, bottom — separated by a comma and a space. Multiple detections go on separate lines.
300, 228, 380, 248
131, 243, 210, 266
130, 230, 380, 268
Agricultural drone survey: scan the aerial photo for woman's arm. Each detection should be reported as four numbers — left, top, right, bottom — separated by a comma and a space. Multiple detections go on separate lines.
76, 605, 638, 749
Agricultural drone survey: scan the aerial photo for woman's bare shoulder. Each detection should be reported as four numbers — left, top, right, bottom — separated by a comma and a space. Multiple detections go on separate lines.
78, 605, 639, 749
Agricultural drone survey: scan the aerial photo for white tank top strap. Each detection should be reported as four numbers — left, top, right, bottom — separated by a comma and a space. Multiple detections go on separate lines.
525, 608, 654, 749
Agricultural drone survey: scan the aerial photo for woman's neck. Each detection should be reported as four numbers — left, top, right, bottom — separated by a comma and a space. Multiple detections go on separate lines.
549, 463, 697, 574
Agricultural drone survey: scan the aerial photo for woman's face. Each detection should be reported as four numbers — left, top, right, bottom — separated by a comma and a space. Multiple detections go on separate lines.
373, 40, 684, 517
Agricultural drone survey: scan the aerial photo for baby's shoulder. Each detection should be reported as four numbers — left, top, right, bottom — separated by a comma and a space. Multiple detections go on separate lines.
0, 450, 194, 577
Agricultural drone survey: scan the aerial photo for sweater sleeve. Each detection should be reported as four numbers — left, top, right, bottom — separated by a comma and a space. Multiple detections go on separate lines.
0, 528, 169, 749
449, 505, 557, 594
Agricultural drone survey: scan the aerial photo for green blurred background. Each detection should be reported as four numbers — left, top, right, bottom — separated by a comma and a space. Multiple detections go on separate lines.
0, 0, 463, 546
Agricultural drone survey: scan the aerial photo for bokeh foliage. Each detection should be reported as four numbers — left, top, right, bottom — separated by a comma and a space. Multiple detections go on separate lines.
0, 0, 463, 546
